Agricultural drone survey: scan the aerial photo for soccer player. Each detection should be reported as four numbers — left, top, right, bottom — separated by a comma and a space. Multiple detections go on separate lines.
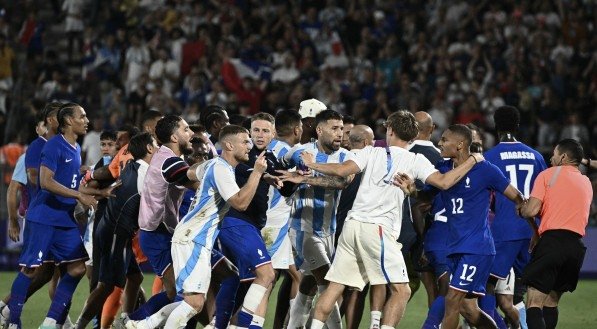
75, 132, 158, 328
6, 103, 99, 328
263, 109, 304, 329
518, 139, 592, 329
296, 111, 483, 329
163, 125, 267, 327
278, 109, 355, 329
124, 115, 194, 324
484, 106, 547, 328
432, 124, 525, 329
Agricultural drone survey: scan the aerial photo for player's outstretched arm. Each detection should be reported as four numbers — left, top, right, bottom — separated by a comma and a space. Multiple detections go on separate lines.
302, 151, 361, 177
502, 185, 525, 205
424, 154, 483, 190
277, 170, 353, 189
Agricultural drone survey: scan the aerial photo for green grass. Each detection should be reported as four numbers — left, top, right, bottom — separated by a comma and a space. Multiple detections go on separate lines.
1, 271, 596, 328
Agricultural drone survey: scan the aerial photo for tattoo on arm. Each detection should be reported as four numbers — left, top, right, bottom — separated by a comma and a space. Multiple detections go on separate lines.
304, 175, 349, 189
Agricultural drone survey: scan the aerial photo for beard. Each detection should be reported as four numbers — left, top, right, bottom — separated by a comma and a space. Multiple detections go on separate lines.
180, 141, 194, 155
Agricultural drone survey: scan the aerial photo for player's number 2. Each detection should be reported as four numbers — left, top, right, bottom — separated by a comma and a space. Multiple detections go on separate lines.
451, 198, 463, 214
460, 264, 477, 282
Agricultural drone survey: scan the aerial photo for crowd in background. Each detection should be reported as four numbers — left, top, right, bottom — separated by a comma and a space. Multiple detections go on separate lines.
0, 0, 595, 221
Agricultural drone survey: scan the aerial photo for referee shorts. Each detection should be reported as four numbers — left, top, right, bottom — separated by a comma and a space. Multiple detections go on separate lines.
522, 230, 586, 294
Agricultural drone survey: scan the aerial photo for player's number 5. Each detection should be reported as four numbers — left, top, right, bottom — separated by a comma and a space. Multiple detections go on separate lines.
71, 174, 78, 188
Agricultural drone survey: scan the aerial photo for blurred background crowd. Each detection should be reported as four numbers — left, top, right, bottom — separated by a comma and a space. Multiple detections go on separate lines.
0, 0, 595, 222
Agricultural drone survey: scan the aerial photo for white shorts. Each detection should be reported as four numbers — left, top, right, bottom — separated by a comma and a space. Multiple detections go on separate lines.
495, 268, 515, 295
289, 228, 334, 272
83, 218, 94, 266
262, 226, 294, 270
171, 240, 212, 294
326, 220, 409, 290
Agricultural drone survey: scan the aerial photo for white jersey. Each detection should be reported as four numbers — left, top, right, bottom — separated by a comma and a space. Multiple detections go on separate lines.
347, 145, 437, 235
266, 139, 293, 228
173, 158, 240, 250
283, 142, 354, 237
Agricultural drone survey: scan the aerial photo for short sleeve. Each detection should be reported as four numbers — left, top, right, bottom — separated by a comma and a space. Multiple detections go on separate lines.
282, 145, 304, 168
40, 141, 60, 173
162, 156, 190, 185
25, 141, 42, 170
413, 153, 438, 182
530, 170, 548, 202
351, 146, 373, 171
12, 154, 27, 184
108, 151, 121, 178
486, 162, 511, 193
213, 162, 240, 201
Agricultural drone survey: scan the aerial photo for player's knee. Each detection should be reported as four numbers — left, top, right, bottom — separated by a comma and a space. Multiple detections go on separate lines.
126, 271, 144, 286
389, 283, 411, 300
67, 262, 87, 278
20, 266, 36, 277
184, 294, 205, 311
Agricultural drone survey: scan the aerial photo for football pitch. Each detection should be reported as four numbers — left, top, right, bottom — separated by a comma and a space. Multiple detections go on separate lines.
1, 272, 596, 328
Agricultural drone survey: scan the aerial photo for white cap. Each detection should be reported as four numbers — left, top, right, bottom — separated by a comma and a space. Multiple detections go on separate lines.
298, 98, 327, 119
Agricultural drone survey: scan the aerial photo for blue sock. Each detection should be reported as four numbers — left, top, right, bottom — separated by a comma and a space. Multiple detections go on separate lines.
56, 301, 71, 325
47, 273, 81, 320
422, 296, 445, 328
236, 309, 253, 328
494, 310, 508, 329
215, 276, 240, 329
479, 294, 505, 328
8, 272, 32, 325
128, 291, 172, 320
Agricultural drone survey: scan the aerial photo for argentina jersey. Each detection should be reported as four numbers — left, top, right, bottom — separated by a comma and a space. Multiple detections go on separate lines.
26, 135, 82, 228
436, 159, 510, 256
174, 158, 240, 250
283, 142, 354, 237
266, 139, 292, 228
485, 142, 547, 241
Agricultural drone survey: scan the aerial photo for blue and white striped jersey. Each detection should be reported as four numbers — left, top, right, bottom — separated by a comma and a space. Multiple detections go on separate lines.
266, 139, 293, 228
173, 158, 240, 250
283, 142, 354, 237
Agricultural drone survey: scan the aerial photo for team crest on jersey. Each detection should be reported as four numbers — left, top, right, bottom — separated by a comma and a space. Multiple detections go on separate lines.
257, 248, 264, 259
37, 251, 43, 262
465, 177, 471, 188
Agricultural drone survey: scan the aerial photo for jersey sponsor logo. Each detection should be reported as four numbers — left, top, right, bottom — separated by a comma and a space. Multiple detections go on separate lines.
65, 158, 73, 163
458, 281, 471, 286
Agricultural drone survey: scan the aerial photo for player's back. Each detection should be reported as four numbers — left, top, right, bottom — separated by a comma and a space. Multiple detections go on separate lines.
266, 139, 292, 228
348, 146, 436, 235
284, 142, 353, 236
485, 142, 547, 242
175, 158, 233, 249
437, 159, 510, 256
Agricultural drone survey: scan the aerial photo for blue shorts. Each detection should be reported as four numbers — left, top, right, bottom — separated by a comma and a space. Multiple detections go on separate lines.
218, 217, 271, 281
211, 245, 226, 269
491, 239, 530, 279
448, 253, 494, 296
19, 221, 87, 267
425, 249, 450, 279
138, 229, 172, 277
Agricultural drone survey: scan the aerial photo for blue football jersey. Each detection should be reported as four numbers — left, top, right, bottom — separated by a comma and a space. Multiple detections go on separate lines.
26, 135, 82, 228
437, 159, 510, 256
485, 142, 547, 241
24, 136, 47, 201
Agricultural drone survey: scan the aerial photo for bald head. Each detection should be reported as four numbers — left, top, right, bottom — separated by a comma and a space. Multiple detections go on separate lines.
414, 111, 434, 140
348, 125, 375, 150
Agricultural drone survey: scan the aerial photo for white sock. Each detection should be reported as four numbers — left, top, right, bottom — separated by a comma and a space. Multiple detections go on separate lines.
287, 292, 310, 328
164, 301, 197, 329
242, 284, 268, 313
370, 310, 382, 329
1, 305, 10, 318
250, 315, 265, 328
310, 319, 325, 329
146, 302, 181, 327
42, 318, 58, 326
381, 325, 394, 329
